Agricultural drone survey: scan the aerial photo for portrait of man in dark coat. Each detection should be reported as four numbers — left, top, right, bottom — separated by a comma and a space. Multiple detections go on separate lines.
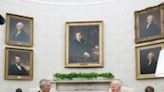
141, 52, 158, 74
140, 46, 161, 74
69, 25, 99, 64
140, 14, 160, 38
8, 56, 29, 76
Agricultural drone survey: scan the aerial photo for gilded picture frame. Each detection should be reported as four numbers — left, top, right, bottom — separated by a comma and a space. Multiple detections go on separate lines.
6, 13, 33, 47
135, 43, 164, 79
65, 21, 104, 68
135, 3, 164, 43
5, 47, 33, 80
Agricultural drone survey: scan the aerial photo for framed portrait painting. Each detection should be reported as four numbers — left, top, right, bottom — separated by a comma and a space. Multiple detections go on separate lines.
135, 3, 164, 43
135, 43, 164, 79
6, 13, 33, 47
5, 47, 33, 80
65, 21, 103, 68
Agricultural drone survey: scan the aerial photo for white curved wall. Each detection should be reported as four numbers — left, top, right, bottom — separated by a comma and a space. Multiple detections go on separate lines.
0, 0, 164, 92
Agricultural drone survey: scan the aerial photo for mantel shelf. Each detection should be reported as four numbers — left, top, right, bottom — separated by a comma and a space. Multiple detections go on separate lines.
52, 79, 115, 84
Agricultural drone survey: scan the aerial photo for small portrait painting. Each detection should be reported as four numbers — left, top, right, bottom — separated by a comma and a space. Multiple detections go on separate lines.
5, 48, 33, 80
65, 21, 103, 67
136, 43, 163, 79
6, 13, 33, 47
135, 4, 164, 43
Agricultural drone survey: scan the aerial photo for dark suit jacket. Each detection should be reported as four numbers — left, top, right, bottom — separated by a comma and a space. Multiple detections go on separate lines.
11, 30, 29, 42
141, 60, 157, 74
140, 23, 160, 38
8, 64, 29, 76
69, 39, 90, 63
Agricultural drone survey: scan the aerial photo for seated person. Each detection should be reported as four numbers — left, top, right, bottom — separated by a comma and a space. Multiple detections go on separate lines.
145, 86, 154, 92
109, 80, 122, 92
16, 88, 22, 92
109, 80, 134, 92
38, 79, 51, 92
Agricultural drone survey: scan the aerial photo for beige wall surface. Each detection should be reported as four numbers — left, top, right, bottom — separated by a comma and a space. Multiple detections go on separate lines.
0, 0, 164, 92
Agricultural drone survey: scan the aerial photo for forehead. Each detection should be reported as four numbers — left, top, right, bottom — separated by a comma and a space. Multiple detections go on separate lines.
147, 15, 153, 19
44, 82, 51, 86
76, 32, 81, 35
76, 32, 81, 36
42, 80, 50, 84
15, 56, 20, 59
16, 22, 24, 26
148, 52, 154, 56
111, 83, 120, 86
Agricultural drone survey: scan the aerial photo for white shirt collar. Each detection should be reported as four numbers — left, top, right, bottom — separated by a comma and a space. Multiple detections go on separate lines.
148, 60, 152, 66
15, 64, 22, 70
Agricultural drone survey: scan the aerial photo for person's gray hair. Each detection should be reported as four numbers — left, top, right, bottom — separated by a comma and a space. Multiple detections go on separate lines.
147, 15, 154, 19
39, 79, 50, 88
16, 22, 24, 27
111, 80, 122, 87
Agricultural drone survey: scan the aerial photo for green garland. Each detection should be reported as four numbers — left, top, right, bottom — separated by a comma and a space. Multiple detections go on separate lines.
53, 72, 114, 80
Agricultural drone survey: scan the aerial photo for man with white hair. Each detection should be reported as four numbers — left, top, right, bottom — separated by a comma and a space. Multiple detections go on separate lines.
109, 80, 135, 92
38, 79, 51, 92
10, 22, 29, 42
140, 14, 160, 38
141, 52, 157, 74
110, 80, 122, 92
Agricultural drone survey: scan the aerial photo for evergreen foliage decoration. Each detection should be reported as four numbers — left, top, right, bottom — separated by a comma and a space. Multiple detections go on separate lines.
53, 72, 114, 80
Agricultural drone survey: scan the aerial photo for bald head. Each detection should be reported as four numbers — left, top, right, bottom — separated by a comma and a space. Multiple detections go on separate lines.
111, 80, 122, 92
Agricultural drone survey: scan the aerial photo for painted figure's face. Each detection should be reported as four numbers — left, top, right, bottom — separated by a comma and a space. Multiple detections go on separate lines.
16, 22, 24, 31
76, 32, 82, 41
148, 52, 155, 61
146, 15, 154, 24
15, 56, 21, 63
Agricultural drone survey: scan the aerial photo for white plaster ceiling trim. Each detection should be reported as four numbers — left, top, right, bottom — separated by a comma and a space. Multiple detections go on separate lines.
22, 0, 120, 6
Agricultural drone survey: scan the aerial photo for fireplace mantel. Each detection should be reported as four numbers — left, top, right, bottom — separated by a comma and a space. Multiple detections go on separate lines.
52, 79, 114, 92
53, 79, 113, 83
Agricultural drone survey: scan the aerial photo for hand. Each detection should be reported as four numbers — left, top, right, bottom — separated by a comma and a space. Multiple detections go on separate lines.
84, 52, 90, 57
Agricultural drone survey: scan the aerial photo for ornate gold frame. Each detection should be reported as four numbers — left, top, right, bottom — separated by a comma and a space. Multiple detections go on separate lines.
135, 43, 164, 79
5, 47, 33, 80
135, 3, 164, 43
65, 21, 104, 68
6, 13, 33, 47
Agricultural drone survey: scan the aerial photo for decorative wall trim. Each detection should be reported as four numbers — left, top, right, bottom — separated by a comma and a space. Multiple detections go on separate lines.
22, 0, 120, 6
